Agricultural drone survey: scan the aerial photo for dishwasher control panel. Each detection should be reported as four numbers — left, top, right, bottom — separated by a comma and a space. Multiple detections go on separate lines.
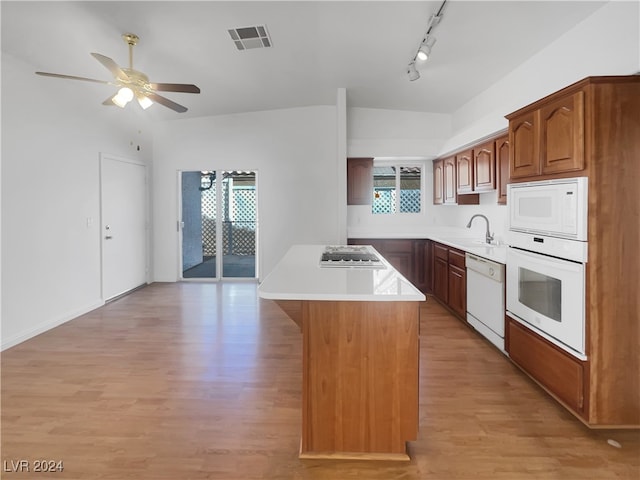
465, 253, 504, 282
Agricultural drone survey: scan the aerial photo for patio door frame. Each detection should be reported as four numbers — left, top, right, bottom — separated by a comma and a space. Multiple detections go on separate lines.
177, 169, 258, 282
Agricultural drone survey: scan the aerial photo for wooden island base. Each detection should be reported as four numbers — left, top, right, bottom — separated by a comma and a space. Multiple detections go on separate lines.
277, 299, 420, 460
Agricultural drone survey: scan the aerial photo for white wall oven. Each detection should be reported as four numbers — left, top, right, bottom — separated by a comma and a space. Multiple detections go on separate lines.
506, 177, 588, 360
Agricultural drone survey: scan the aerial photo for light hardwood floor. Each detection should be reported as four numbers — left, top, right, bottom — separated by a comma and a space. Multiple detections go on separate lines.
2, 282, 638, 479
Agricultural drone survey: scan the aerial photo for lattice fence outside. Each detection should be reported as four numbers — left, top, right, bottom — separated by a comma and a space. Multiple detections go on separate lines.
400, 189, 421, 213
373, 189, 420, 214
202, 185, 256, 256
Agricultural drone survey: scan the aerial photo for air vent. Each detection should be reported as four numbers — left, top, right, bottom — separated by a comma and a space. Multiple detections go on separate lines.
228, 25, 272, 50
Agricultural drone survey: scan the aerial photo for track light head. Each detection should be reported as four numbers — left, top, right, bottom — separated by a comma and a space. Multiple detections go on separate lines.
417, 36, 437, 61
406, 62, 420, 81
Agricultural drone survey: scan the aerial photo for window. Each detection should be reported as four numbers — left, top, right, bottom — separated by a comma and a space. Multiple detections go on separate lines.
372, 163, 422, 214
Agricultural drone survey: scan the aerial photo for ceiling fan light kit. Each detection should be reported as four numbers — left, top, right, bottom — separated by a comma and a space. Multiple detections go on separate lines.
112, 87, 134, 108
35, 33, 200, 113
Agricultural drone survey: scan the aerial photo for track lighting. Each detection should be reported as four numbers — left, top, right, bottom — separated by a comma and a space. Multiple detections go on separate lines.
407, 0, 447, 81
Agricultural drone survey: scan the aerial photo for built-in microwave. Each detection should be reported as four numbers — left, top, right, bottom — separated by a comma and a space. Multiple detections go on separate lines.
507, 177, 588, 242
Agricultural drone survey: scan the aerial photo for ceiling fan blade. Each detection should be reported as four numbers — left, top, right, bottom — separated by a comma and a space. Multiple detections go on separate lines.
102, 94, 117, 106
150, 83, 201, 94
36, 71, 111, 85
147, 92, 188, 113
90, 53, 129, 82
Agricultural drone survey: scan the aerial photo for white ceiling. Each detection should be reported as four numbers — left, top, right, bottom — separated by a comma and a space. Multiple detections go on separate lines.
1, 1, 607, 120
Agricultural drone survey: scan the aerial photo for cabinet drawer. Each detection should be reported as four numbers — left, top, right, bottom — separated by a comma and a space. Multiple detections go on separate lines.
448, 248, 466, 269
507, 318, 585, 414
434, 244, 449, 261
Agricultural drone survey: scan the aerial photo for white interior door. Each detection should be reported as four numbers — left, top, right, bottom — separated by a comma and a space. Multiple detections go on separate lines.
100, 154, 148, 300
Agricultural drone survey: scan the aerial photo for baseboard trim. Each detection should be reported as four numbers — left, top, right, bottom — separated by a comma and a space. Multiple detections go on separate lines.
1, 300, 105, 351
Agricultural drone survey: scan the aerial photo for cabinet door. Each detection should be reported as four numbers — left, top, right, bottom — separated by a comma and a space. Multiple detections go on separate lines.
380, 240, 414, 283
448, 264, 466, 319
434, 257, 449, 304
447, 248, 466, 320
456, 150, 474, 194
540, 91, 585, 175
347, 158, 373, 205
474, 141, 495, 192
507, 319, 585, 414
443, 157, 457, 204
413, 240, 433, 294
433, 159, 444, 205
495, 135, 510, 205
509, 111, 540, 179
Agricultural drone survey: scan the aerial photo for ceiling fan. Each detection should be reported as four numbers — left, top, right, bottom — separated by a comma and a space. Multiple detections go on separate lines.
36, 33, 200, 113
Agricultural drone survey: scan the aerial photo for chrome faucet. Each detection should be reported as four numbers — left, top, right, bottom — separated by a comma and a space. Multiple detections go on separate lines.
466, 214, 494, 244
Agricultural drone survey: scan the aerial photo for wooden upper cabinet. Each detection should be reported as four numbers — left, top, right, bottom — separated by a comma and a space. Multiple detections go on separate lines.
540, 91, 585, 175
495, 135, 510, 205
443, 156, 457, 204
508, 87, 586, 181
456, 150, 474, 194
433, 159, 444, 205
347, 157, 373, 205
509, 110, 540, 179
473, 141, 496, 192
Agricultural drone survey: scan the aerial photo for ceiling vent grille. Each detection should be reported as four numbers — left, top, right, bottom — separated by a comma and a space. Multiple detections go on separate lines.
228, 25, 272, 50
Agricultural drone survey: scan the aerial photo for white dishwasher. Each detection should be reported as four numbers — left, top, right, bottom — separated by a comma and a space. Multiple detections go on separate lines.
465, 253, 506, 353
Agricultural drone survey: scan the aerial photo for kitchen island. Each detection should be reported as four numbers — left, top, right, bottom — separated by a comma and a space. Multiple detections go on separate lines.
258, 245, 425, 461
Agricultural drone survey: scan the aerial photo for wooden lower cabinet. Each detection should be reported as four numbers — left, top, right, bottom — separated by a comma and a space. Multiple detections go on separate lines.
507, 317, 585, 415
432, 242, 466, 321
433, 244, 449, 303
448, 265, 466, 319
413, 239, 433, 294
379, 240, 413, 282
348, 238, 433, 295
301, 300, 419, 459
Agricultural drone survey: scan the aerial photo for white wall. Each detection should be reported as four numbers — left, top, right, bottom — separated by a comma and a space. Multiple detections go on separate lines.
441, 0, 640, 154
1, 54, 153, 350
347, 107, 451, 158
152, 106, 340, 281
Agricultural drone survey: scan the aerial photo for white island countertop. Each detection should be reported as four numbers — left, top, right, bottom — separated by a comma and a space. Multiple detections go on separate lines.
258, 244, 426, 302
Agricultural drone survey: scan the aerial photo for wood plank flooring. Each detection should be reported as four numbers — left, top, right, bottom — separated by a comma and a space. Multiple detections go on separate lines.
2, 282, 638, 479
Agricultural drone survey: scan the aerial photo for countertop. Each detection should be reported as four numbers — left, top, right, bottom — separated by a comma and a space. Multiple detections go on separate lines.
258, 244, 426, 302
348, 229, 507, 264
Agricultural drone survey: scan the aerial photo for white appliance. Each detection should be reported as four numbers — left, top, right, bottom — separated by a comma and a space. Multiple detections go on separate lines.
466, 253, 506, 353
507, 176, 588, 241
506, 247, 586, 358
506, 177, 589, 360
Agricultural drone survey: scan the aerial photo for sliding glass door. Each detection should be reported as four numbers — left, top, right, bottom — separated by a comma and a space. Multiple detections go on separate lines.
181, 170, 257, 280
